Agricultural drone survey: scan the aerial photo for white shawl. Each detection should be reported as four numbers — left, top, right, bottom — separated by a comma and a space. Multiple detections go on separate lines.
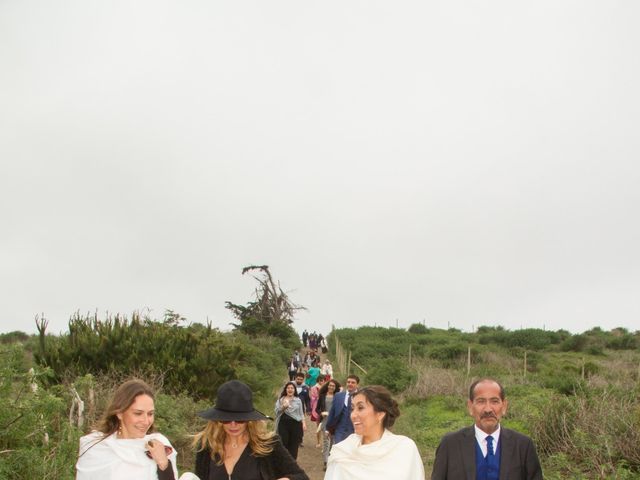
325, 430, 425, 480
76, 431, 179, 480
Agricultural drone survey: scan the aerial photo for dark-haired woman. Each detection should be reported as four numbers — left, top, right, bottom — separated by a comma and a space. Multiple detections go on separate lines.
274, 381, 306, 460
75, 379, 179, 480
324, 385, 424, 480
316, 378, 340, 471
194, 380, 308, 480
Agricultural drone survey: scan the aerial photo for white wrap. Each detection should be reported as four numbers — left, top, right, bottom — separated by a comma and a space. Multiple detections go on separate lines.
325, 429, 425, 480
76, 431, 179, 480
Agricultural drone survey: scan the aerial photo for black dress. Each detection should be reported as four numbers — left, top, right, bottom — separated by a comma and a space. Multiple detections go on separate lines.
208, 445, 261, 480
195, 438, 309, 480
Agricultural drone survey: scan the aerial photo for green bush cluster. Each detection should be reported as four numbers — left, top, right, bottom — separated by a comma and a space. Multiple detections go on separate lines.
35, 312, 293, 401
365, 358, 416, 393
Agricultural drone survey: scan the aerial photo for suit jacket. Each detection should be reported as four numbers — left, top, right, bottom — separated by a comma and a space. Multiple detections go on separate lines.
431, 426, 543, 480
324, 390, 353, 443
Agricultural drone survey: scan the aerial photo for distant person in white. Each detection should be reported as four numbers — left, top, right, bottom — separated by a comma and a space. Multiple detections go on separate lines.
324, 385, 424, 480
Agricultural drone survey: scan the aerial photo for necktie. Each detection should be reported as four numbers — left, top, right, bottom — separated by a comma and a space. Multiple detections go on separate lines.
346, 393, 351, 410
486, 435, 494, 457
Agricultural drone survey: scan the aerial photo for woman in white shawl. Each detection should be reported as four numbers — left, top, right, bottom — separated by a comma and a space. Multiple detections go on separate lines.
324, 385, 424, 480
76, 379, 179, 480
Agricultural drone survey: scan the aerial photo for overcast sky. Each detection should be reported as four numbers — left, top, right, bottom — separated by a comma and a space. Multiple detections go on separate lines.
1, 1, 639, 336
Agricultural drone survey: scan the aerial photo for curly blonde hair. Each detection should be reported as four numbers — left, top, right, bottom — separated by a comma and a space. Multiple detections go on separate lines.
193, 420, 276, 464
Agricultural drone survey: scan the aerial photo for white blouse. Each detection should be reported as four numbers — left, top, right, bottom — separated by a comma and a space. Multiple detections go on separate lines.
76, 431, 179, 480
325, 429, 424, 480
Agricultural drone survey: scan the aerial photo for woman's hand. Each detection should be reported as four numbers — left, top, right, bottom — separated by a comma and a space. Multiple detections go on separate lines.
146, 439, 170, 471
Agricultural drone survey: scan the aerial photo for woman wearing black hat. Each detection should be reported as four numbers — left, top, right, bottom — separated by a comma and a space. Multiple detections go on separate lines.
193, 380, 309, 480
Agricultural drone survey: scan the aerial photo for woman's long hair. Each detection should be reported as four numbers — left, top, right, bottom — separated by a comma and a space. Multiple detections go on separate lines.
96, 379, 156, 435
192, 420, 276, 464
78, 379, 156, 460
319, 379, 341, 396
279, 381, 299, 399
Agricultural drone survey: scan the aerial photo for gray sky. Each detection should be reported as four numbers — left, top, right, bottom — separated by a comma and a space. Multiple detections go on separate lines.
1, 1, 639, 336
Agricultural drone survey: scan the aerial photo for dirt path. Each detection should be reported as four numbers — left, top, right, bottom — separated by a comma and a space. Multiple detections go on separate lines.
295, 349, 331, 480
296, 414, 326, 480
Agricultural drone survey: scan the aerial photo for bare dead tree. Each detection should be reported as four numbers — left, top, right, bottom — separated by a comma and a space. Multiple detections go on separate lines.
35, 313, 48, 358
227, 265, 305, 327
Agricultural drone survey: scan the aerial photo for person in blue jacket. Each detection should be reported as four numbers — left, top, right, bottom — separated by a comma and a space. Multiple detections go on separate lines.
325, 374, 360, 444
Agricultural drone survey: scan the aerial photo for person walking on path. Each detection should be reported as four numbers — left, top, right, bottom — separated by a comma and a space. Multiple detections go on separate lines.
275, 381, 306, 460
431, 377, 543, 480
324, 385, 424, 480
308, 375, 325, 448
305, 361, 321, 387
320, 360, 332, 381
294, 372, 311, 414
76, 379, 180, 480
288, 355, 299, 381
325, 375, 359, 445
193, 380, 309, 480
316, 379, 340, 471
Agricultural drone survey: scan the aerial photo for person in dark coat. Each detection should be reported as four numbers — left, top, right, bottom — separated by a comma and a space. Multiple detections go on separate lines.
431, 378, 543, 480
325, 374, 360, 444
193, 380, 309, 480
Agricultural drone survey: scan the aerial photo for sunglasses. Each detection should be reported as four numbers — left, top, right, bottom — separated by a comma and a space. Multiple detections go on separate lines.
221, 420, 247, 424
145, 444, 173, 459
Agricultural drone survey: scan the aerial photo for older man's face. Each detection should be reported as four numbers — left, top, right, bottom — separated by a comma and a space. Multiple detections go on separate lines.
467, 380, 508, 434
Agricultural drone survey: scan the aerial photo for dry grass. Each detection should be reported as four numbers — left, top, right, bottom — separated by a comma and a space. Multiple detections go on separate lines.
401, 360, 468, 400
532, 388, 640, 477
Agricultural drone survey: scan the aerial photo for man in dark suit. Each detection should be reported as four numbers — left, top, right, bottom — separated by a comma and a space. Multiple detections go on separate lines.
293, 372, 310, 413
431, 378, 543, 480
325, 374, 360, 444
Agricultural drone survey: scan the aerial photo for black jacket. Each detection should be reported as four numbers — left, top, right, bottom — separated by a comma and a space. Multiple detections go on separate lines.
195, 437, 309, 480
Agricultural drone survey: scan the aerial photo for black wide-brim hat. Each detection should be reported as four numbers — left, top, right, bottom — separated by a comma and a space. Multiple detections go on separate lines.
198, 380, 270, 422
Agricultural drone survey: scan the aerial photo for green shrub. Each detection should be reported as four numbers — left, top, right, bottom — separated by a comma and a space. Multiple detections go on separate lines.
34, 313, 293, 402
408, 323, 429, 334
0, 345, 81, 480
365, 358, 416, 393
531, 389, 640, 477
428, 343, 468, 365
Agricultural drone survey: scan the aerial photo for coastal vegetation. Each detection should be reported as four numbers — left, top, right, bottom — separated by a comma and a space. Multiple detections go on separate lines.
328, 325, 640, 479
1, 276, 639, 479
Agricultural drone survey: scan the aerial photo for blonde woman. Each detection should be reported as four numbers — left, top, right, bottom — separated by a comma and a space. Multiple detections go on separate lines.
193, 380, 309, 480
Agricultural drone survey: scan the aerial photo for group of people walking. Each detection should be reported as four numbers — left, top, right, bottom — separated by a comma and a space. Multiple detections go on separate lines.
75, 373, 543, 480
301, 330, 327, 353
288, 349, 333, 383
